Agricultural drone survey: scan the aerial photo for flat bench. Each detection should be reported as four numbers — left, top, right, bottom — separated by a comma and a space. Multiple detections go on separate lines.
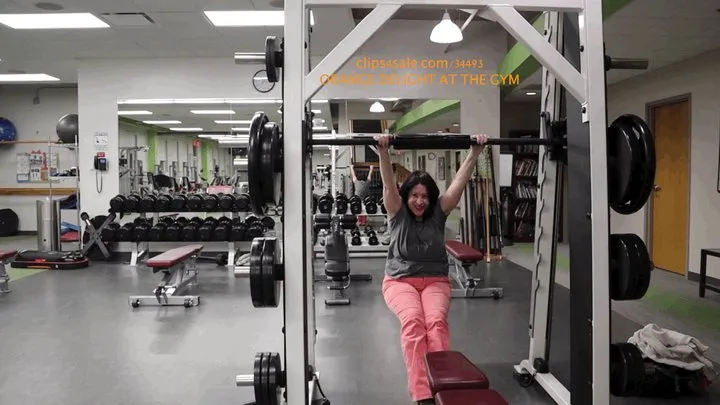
426, 351, 508, 405
445, 241, 503, 299
129, 244, 204, 308
0, 250, 17, 294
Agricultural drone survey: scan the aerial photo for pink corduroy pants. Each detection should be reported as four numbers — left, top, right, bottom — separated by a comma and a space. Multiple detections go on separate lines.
382, 275, 452, 401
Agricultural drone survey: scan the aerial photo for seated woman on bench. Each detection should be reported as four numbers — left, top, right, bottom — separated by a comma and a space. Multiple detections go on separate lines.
376, 134, 488, 405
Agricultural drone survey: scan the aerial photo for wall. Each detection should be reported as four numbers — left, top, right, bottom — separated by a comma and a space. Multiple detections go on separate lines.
500, 100, 540, 138
607, 48, 720, 280
0, 85, 78, 231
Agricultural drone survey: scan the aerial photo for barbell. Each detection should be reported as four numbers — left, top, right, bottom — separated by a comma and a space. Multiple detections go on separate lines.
234, 237, 284, 307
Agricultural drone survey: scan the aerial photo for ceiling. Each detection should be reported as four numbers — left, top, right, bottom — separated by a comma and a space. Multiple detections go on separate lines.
118, 99, 333, 133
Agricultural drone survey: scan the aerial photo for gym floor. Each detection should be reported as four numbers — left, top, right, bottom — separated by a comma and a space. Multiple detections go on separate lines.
0, 236, 718, 405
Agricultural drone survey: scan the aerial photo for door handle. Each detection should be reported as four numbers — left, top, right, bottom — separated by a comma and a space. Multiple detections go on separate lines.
653, 184, 661, 192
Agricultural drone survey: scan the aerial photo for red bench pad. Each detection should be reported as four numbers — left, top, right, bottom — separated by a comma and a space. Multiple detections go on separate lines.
445, 240, 484, 262
147, 245, 203, 268
0, 250, 17, 260
426, 351, 489, 395
436, 389, 508, 405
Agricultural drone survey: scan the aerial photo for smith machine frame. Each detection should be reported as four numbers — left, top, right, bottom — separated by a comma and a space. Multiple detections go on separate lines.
280, 1, 609, 404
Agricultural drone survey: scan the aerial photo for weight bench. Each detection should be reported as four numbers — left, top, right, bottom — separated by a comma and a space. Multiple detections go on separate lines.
445, 240, 503, 299
425, 351, 508, 405
0, 250, 17, 294
129, 244, 203, 308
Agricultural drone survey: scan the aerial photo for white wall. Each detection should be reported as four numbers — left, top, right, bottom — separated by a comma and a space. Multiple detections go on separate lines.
607, 49, 720, 280
0, 86, 78, 231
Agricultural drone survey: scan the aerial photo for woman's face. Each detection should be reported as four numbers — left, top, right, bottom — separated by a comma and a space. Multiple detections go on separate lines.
408, 183, 430, 217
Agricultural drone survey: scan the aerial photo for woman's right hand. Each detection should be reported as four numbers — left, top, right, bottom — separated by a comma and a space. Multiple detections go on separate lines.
375, 134, 391, 150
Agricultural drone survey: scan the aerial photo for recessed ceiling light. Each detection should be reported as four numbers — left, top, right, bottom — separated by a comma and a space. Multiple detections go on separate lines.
215, 120, 252, 124
0, 13, 109, 29
118, 110, 152, 115
313, 126, 328, 131
203, 10, 314, 27
143, 120, 182, 125
191, 110, 235, 115
452, 123, 460, 127
231, 127, 250, 131
311, 100, 328, 104
170, 127, 203, 132
277, 109, 282, 114
526, 91, 537, 96
0, 73, 59, 82
379, 97, 399, 102
312, 109, 321, 114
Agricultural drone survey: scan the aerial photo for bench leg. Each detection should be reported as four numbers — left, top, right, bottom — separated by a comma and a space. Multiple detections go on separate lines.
0, 261, 10, 294
130, 242, 149, 267
449, 262, 503, 299
325, 277, 351, 306
129, 256, 200, 308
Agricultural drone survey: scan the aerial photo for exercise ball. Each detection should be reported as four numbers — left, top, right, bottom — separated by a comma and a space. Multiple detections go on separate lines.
0, 117, 17, 142
56, 113, 78, 144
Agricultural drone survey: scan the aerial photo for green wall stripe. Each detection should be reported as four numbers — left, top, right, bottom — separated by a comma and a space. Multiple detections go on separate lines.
390, 100, 460, 133
118, 117, 169, 133
147, 130, 157, 168
497, 0, 634, 86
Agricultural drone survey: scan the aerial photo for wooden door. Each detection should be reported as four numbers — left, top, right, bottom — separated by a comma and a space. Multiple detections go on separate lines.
650, 99, 690, 275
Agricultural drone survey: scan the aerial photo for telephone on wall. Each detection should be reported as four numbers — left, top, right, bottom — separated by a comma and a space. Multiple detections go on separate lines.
94, 153, 108, 171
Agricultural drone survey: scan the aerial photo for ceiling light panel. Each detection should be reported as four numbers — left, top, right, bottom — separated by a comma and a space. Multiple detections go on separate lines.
170, 127, 203, 132
215, 120, 252, 124
191, 110, 235, 115
0, 73, 59, 82
143, 120, 181, 124
204, 10, 314, 27
118, 110, 153, 115
0, 13, 109, 29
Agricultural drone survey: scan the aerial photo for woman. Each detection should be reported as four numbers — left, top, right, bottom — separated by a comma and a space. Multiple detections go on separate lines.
376, 134, 488, 405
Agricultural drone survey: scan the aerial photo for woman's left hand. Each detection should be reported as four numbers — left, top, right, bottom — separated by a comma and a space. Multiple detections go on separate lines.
472, 134, 488, 156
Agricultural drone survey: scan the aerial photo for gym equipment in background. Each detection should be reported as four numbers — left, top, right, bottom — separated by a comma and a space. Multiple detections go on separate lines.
129, 244, 203, 308
0, 117, 17, 141
56, 113, 78, 144
0, 250, 17, 293
11, 250, 88, 270
0, 208, 19, 237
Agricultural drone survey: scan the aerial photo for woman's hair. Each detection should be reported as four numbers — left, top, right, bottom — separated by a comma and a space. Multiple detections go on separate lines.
399, 170, 440, 220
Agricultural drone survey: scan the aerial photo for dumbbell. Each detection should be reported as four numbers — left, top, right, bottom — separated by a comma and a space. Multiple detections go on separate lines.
340, 214, 357, 230
231, 218, 248, 241
124, 193, 142, 212
198, 218, 217, 241
148, 222, 168, 241
218, 193, 236, 211
364, 225, 374, 235
116, 223, 135, 242
132, 219, 153, 242
380, 198, 387, 214
364, 196, 378, 214
349, 195, 363, 214
164, 221, 182, 241
317, 194, 334, 214
175, 217, 189, 227
181, 217, 203, 241
109, 194, 126, 212
351, 233, 362, 245
213, 217, 232, 241
335, 193, 349, 214
351, 228, 361, 237
203, 194, 219, 211
245, 222, 264, 240
186, 193, 203, 211
368, 233, 379, 245
261, 216, 276, 231
313, 214, 331, 231
154, 194, 172, 212
312, 195, 319, 214
366, 230, 376, 238
234, 193, 251, 212
140, 194, 157, 212
101, 222, 120, 242
245, 215, 261, 226
171, 194, 188, 211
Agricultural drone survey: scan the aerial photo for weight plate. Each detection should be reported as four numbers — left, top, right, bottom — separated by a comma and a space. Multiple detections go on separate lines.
623, 233, 643, 301
270, 122, 283, 173
261, 238, 279, 307
261, 351, 271, 405
261, 123, 277, 207
607, 122, 639, 210
623, 114, 656, 214
254, 352, 265, 405
610, 343, 644, 397
265, 36, 279, 83
248, 112, 269, 215
267, 352, 281, 405
625, 233, 652, 300
250, 238, 266, 308
610, 234, 633, 301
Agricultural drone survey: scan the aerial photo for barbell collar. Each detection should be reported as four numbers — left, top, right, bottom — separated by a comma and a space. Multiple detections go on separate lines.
606, 57, 648, 71
234, 266, 250, 278
235, 374, 254, 387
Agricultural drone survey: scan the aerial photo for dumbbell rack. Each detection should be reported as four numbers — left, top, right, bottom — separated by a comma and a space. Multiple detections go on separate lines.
128, 211, 250, 267
313, 211, 388, 259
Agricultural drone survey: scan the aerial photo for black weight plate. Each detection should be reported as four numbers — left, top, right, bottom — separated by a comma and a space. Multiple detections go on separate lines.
261, 238, 279, 307
261, 216, 275, 230
623, 233, 643, 301
273, 127, 283, 173
607, 122, 638, 208
234, 193, 250, 211
267, 123, 283, 204
250, 238, 266, 307
218, 194, 235, 211
260, 352, 270, 405
109, 195, 125, 212
265, 36, 279, 83
171, 194, 187, 211
254, 352, 266, 405
620, 114, 656, 214
248, 112, 269, 215
610, 234, 633, 301
261, 123, 277, 206
625, 233, 652, 300
267, 352, 281, 405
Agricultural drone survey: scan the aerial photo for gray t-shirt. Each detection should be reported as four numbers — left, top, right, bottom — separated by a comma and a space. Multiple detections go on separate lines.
384, 203, 449, 278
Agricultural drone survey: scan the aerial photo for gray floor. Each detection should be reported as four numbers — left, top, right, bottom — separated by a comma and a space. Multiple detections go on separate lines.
0, 252, 717, 405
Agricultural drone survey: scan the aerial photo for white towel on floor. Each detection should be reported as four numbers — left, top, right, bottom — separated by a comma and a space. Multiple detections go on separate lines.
627, 323, 715, 372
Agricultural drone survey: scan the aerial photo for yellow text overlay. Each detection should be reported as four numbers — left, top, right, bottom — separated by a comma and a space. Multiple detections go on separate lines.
320, 73, 520, 86
356, 57, 485, 70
